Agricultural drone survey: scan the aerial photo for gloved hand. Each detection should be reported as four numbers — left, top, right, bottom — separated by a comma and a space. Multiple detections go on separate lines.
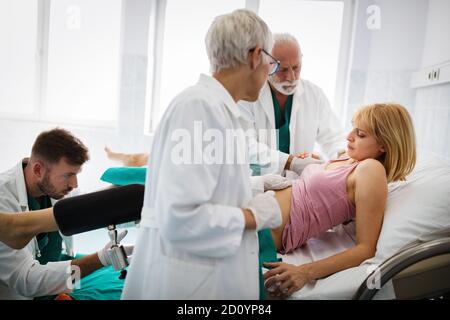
249, 176, 265, 196
289, 156, 324, 175
260, 174, 292, 191
97, 230, 134, 267
246, 191, 282, 231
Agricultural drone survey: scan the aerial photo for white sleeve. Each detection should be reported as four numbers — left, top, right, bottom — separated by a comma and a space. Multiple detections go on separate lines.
240, 99, 289, 174
247, 133, 289, 175
0, 241, 72, 298
154, 101, 246, 258
0, 195, 72, 298
315, 90, 347, 159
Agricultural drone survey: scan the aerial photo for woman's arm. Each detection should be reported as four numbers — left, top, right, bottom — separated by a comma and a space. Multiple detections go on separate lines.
0, 208, 58, 250
264, 159, 387, 298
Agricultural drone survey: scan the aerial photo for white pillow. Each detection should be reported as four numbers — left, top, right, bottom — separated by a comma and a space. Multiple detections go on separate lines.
370, 157, 450, 264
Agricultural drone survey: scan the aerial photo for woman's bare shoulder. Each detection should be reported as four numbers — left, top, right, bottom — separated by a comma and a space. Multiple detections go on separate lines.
354, 159, 387, 181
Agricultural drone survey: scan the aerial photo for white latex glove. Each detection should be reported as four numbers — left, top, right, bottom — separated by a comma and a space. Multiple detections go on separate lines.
260, 174, 292, 191
289, 156, 324, 175
246, 191, 282, 231
97, 230, 134, 266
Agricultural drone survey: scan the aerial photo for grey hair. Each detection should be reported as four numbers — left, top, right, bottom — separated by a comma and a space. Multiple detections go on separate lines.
273, 32, 301, 49
205, 9, 273, 74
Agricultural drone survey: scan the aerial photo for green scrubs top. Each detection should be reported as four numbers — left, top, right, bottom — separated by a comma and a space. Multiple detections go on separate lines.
272, 90, 294, 154
250, 91, 293, 176
27, 195, 63, 265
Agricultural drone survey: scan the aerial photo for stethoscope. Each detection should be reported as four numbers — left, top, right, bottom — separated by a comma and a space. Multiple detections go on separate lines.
34, 238, 42, 258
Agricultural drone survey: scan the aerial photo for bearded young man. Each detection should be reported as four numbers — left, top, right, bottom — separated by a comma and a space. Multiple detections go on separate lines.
0, 128, 132, 300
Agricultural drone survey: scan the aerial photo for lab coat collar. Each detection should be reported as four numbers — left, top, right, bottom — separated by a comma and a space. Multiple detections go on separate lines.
260, 82, 276, 129
13, 158, 31, 211
259, 79, 305, 133
295, 79, 305, 97
198, 74, 244, 120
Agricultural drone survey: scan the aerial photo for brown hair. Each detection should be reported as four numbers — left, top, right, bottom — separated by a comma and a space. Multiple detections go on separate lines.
31, 128, 89, 166
353, 103, 416, 183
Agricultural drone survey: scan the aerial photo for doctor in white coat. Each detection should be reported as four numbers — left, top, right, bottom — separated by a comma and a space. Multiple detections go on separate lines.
240, 33, 346, 175
0, 160, 75, 299
0, 128, 129, 299
122, 9, 284, 300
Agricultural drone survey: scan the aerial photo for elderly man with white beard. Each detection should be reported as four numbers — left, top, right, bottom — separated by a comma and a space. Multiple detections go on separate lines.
240, 33, 346, 177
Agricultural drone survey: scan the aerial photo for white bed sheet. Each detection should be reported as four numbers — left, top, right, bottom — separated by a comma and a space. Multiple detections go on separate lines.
279, 222, 394, 300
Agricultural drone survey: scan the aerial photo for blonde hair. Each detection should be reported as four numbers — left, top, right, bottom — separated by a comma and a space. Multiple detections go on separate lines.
353, 103, 416, 183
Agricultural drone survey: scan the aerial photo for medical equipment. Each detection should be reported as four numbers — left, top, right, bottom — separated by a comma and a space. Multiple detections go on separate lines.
107, 225, 129, 279
52, 184, 143, 279
354, 229, 450, 299
53, 184, 144, 236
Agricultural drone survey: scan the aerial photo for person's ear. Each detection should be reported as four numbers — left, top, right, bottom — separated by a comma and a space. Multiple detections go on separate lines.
248, 47, 262, 70
33, 161, 45, 179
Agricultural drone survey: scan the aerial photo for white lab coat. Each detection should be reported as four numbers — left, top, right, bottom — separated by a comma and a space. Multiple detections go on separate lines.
0, 160, 73, 299
240, 80, 347, 174
122, 74, 260, 300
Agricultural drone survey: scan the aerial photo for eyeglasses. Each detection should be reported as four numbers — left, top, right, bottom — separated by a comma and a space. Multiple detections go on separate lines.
261, 49, 280, 76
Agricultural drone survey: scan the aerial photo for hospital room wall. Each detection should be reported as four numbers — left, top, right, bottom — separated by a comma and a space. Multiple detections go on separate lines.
0, 0, 153, 193
345, 0, 427, 128
413, 0, 450, 161
346, 0, 450, 161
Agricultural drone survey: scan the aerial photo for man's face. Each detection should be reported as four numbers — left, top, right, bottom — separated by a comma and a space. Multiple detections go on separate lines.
268, 42, 302, 95
37, 158, 81, 199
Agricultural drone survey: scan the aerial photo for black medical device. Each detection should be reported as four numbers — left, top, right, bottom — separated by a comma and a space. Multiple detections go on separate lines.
53, 184, 144, 279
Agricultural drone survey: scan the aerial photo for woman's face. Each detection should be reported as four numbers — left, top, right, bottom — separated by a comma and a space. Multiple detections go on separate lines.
346, 119, 385, 161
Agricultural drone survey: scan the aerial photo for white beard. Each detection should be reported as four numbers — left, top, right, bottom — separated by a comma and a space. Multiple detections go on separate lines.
268, 77, 298, 95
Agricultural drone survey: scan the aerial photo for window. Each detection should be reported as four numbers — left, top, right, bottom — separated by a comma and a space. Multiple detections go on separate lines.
145, 0, 245, 132
0, 0, 38, 116
145, 0, 347, 132
45, 0, 122, 125
258, 0, 344, 108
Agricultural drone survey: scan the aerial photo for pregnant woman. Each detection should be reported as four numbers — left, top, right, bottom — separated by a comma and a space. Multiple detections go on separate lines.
264, 102, 416, 298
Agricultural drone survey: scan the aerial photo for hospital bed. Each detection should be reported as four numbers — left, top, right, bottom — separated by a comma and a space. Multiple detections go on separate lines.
281, 157, 450, 300
354, 229, 450, 300
53, 157, 450, 300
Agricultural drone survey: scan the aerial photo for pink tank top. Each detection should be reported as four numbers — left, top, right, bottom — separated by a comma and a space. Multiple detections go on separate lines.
281, 157, 358, 254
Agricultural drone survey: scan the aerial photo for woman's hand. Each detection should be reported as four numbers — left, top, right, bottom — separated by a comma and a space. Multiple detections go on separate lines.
263, 262, 310, 298
295, 152, 321, 160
